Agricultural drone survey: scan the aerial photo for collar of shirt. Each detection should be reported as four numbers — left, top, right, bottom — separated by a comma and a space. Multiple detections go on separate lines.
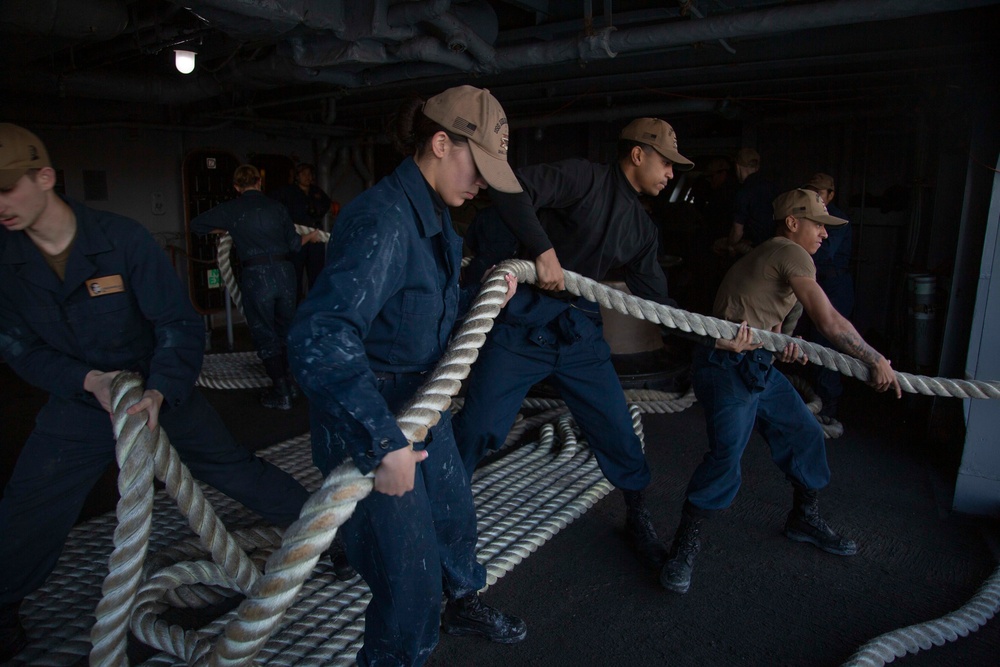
613, 162, 643, 199
397, 157, 446, 239
1, 196, 115, 297
1, 196, 111, 264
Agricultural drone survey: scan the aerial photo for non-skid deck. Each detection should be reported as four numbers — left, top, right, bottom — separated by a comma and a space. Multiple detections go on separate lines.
16, 419, 611, 666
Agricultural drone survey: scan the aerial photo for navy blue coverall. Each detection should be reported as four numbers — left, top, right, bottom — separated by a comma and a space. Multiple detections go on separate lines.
799, 202, 854, 413
0, 198, 309, 606
453, 159, 672, 489
734, 171, 780, 247
191, 189, 300, 362
288, 158, 483, 667
271, 182, 331, 295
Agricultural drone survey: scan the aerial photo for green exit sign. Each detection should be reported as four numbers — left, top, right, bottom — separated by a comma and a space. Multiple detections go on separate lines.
207, 268, 221, 288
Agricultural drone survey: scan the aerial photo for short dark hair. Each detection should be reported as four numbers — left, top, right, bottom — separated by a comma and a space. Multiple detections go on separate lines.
617, 140, 653, 162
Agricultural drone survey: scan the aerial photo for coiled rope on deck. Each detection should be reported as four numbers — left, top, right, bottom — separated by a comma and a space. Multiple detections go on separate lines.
91, 261, 516, 666
96, 260, 999, 667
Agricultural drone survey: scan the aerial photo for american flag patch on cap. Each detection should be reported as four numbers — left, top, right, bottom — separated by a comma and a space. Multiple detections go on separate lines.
452, 117, 477, 133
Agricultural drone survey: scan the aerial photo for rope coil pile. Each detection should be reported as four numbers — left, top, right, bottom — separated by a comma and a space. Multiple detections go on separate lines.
78, 258, 999, 666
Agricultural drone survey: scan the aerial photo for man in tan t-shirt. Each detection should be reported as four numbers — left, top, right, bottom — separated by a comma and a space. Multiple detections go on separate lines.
660, 188, 901, 595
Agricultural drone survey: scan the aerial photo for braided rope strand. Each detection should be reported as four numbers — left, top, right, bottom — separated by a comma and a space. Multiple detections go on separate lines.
493, 259, 1000, 400
89, 259, 998, 667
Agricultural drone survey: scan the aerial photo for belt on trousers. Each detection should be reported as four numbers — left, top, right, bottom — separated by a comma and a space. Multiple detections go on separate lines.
242, 253, 291, 267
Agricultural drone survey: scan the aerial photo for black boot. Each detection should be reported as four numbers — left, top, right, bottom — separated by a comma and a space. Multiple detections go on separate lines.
622, 489, 667, 568
277, 349, 301, 400
0, 601, 27, 663
784, 485, 858, 556
285, 374, 301, 400
441, 593, 527, 644
260, 378, 293, 410
660, 506, 704, 594
261, 356, 293, 410
324, 534, 357, 581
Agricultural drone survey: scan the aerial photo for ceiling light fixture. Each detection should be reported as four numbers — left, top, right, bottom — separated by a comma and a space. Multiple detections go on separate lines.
174, 49, 196, 74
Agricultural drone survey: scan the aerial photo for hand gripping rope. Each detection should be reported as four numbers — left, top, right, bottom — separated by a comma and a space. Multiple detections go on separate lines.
90, 260, 999, 667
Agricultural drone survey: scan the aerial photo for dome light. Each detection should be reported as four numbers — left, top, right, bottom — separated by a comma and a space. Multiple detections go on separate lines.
174, 49, 196, 74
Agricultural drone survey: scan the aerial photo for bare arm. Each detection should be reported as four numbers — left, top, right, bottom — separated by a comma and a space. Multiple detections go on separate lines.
789, 276, 901, 397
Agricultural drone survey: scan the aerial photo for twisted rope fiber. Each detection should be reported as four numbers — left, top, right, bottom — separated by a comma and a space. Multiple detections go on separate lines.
516, 387, 697, 415
91, 261, 996, 666
91, 373, 267, 667
217, 225, 329, 315
842, 567, 1000, 667
89, 377, 157, 666
247, 422, 617, 666
786, 373, 844, 439
152, 265, 624, 664
489, 259, 1000, 400
196, 353, 270, 390
204, 265, 514, 665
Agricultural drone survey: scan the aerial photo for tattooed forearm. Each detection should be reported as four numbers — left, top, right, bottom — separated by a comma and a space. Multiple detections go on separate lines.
833, 331, 881, 364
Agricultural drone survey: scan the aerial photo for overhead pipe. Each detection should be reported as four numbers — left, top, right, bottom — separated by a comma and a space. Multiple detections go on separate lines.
288, 34, 391, 68
178, 0, 346, 34
12, 0, 997, 110
678, 0, 737, 55
498, 0, 998, 70
392, 36, 478, 70
0, 0, 128, 40
607, 0, 997, 56
511, 98, 720, 130
386, 0, 451, 29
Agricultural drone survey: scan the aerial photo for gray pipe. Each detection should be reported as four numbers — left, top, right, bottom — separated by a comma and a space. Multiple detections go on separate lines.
0, 0, 128, 40
500, 0, 998, 69
12, 0, 996, 108
511, 99, 720, 130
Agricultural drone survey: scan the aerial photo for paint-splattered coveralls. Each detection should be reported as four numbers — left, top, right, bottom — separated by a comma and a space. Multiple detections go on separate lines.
191, 189, 300, 362
0, 197, 308, 607
288, 158, 483, 667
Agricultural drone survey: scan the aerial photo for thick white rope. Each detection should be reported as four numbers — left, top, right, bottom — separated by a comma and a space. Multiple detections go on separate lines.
93, 260, 998, 667
216, 225, 329, 314
842, 567, 1000, 667
213, 256, 1000, 400
786, 373, 844, 439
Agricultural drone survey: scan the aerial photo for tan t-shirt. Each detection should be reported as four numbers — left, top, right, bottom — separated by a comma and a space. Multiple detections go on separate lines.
713, 236, 816, 330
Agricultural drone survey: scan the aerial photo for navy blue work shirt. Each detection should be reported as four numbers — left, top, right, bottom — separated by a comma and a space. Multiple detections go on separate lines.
0, 197, 205, 411
288, 157, 462, 474
813, 202, 852, 283
734, 171, 780, 247
488, 159, 672, 305
271, 183, 332, 228
190, 189, 300, 261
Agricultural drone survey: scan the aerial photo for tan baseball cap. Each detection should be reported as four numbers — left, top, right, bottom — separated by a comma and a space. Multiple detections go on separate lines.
0, 124, 52, 189
422, 85, 522, 193
619, 118, 694, 171
805, 172, 835, 191
773, 188, 848, 226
